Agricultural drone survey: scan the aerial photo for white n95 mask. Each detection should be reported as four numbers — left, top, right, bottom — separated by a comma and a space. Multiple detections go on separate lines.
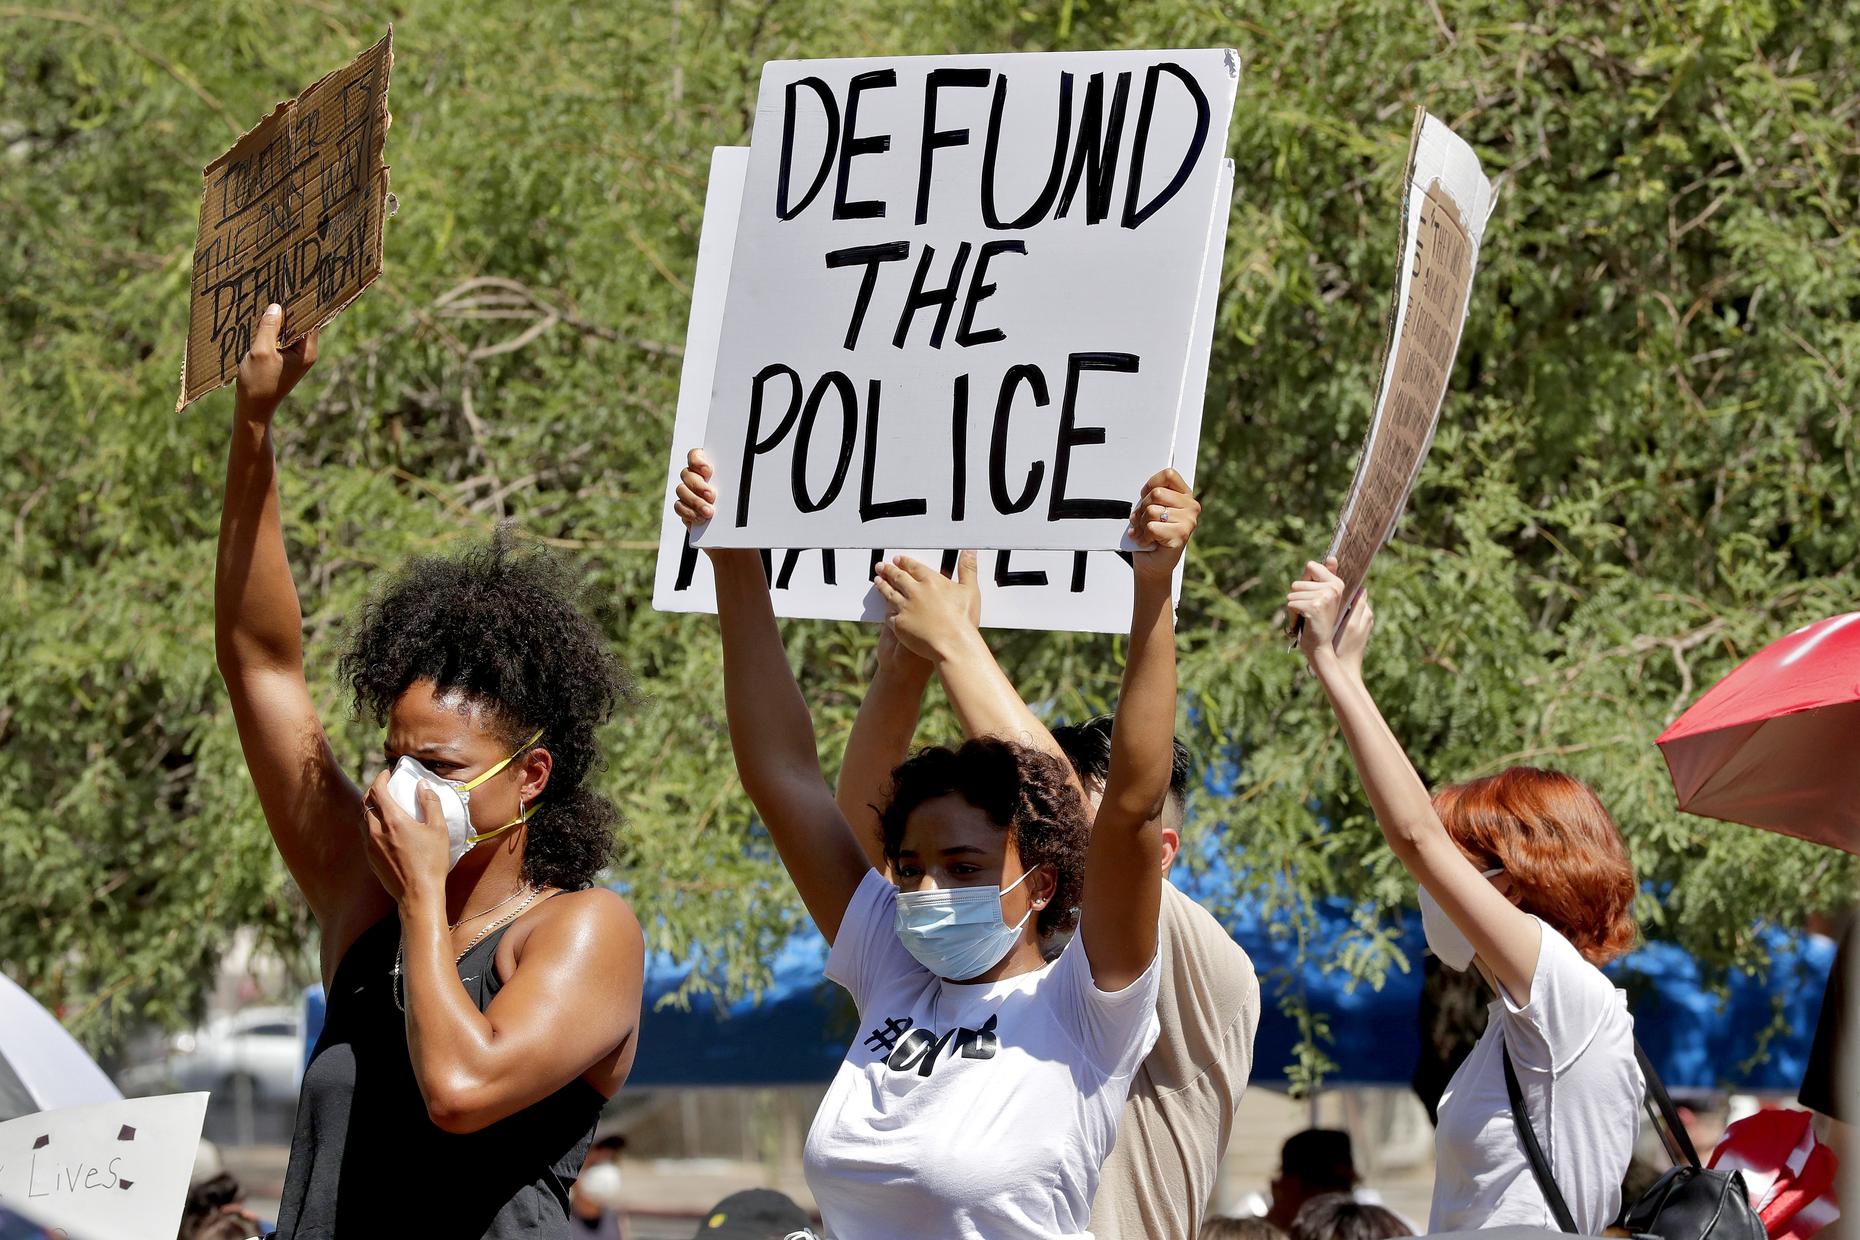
894, 867, 1038, 981
383, 729, 542, 871
1418, 867, 1504, 971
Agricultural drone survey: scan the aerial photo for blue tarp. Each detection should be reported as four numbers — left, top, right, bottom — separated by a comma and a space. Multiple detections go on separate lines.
626, 876, 1837, 1092
299, 883, 1836, 1093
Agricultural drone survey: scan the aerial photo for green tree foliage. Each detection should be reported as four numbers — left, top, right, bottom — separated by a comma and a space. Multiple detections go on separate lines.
3, 2, 1855, 1082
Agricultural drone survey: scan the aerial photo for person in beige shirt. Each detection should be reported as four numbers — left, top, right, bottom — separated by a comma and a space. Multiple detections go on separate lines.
833, 550, 1261, 1240
1051, 715, 1262, 1240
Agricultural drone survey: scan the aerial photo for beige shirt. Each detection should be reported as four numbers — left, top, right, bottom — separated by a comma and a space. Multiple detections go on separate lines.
1089, 880, 1260, 1240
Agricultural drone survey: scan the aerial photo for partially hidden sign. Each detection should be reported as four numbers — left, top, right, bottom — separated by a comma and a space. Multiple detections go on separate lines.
1324, 110, 1496, 618
692, 50, 1239, 552
655, 146, 1232, 633
0, 1093, 208, 1240
178, 31, 394, 410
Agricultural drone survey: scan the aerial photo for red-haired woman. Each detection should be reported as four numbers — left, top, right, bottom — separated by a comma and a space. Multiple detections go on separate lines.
1287, 561, 1641, 1234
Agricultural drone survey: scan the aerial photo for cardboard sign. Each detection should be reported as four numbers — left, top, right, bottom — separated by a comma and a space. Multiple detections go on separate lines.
654, 148, 1231, 633
692, 50, 1239, 552
0, 1093, 208, 1240
178, 31, 394, 410
1323, 110, 1496, 616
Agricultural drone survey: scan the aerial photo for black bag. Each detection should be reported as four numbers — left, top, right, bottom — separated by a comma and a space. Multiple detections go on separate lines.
1502, 1036, 1767, 1240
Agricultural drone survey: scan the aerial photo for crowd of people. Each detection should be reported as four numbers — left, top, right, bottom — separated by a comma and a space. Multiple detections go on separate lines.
209, 304, 1847, 1240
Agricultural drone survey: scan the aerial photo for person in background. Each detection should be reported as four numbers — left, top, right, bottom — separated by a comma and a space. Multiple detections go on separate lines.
1800, 917, 1854, 1136
691, 1188, 815, 1239
1798, 913, 1855, 1240
1288, 562, 1642, 1234
178, 1170, 261, 1240
1201, 1216, 1289, 1240
571, 1133, 630, 1238
1288, 1194, 1412, 1240
1265, 1129, 1359, 1232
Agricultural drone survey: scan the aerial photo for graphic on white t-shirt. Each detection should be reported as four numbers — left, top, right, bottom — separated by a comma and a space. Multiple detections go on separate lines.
864, 1013, 1000, 1076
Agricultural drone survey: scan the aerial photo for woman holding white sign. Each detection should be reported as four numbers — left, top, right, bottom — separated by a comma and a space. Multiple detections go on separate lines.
674, 448, 1191, 1240
215, 307, 644, 1239
1285, 561, 1641, 1234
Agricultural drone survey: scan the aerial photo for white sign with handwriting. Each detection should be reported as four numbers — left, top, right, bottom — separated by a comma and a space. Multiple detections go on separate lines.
655, 146, 1231, 632
0, 1093, 208, 1240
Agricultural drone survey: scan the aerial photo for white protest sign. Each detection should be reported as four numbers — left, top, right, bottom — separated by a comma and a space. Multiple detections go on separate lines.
654, 148, 1231, 633
693, 50, 1239, 552
0, 1093, 208, 1240
1324, 110, 1496, 618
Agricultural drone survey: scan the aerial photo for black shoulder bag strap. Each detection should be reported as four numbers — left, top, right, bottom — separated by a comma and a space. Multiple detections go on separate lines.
1502, 1033, 1581, 1234
1636, 1040, 1702, 1169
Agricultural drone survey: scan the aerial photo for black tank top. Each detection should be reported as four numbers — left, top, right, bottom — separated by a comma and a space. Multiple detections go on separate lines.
275, 912, 606, 1238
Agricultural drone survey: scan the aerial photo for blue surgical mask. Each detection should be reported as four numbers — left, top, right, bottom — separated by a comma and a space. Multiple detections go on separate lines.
894, 867, 1039, 981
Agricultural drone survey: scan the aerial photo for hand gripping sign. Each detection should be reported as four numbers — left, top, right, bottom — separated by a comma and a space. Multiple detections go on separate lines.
688, 50, 1240, 554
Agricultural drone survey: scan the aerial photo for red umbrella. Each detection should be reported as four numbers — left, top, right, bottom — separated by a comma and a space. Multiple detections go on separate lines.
1657, 611, 1860, 854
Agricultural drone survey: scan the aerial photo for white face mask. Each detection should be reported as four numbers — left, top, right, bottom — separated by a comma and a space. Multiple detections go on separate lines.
1418, 867, 1505, 971
894, 867, 1039, 981
383, 729, 542, 871
575, 1160, 625, 1209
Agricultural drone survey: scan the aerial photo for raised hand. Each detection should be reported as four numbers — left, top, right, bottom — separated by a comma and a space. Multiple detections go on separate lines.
234, 304, 319, 417
1126, 468, 1200, 582
872, 550, 983, 663
360, 770, 452, 912
1287, 558, 1351, 663
673, 448, 718, 529
1335, 586, 1375, 680
876, 617, 930, 676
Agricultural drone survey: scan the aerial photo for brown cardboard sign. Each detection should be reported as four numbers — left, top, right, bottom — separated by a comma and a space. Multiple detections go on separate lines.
178, 31, 394, 410
1322, 110, 1494, 626
1329, 183, 1470, 592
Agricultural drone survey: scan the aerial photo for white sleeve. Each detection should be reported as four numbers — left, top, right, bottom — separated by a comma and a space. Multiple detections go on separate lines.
1499, 917, 1624, 1075
1046, 933, 1162, 1079
823, 868, 923, 1011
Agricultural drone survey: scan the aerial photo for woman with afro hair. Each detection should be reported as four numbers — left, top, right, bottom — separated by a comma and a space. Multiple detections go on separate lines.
215, 307, 643, 1239
674, 448, 1193, 1240
1287, 560, 1641, 1235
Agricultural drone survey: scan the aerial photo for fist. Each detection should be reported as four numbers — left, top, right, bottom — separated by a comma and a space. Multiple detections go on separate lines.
234, 304, 318, 415
674, 448, 717, 528
1287, 558, 1349, 659
1127, 468, 1200, 581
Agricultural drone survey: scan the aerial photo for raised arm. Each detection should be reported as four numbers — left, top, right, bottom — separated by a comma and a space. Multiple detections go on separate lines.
873, 551, 1077, 781
215, 306, 382, 972
674, 451, 871, 942
1288, 561, 1542, 1003
833, 623, 933, 869
1071, 469, 1195, 989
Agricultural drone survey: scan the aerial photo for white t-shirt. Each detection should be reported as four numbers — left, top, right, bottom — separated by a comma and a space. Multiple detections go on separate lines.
1430, 917, 1643, 1234
803, 869, 1162, 1240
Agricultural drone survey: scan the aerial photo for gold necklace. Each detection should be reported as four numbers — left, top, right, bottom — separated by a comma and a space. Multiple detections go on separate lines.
392, 887, 546, 1012
449, 882, 533, 932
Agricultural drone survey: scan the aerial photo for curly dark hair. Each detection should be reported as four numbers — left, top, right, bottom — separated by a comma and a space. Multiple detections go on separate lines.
1050, 714, 1193, 816
878, 738, 1089, 939
339, 527, 635, 890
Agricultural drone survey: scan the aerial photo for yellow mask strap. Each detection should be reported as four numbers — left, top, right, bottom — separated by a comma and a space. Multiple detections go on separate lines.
459, 728, 545, 793
467, 801, 534, 846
